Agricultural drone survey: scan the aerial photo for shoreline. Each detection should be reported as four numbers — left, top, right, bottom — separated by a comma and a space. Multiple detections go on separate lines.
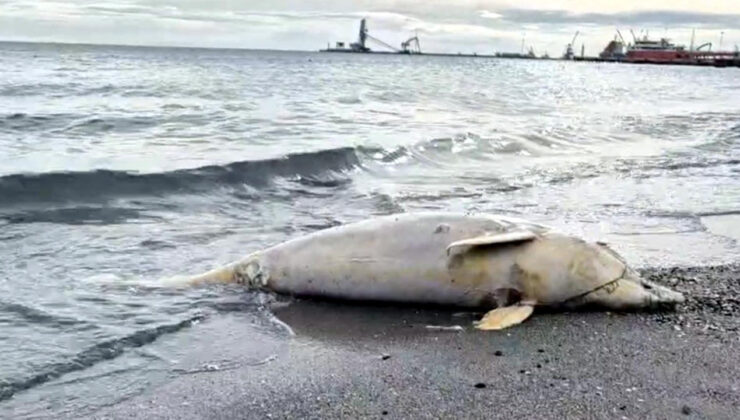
83, 263, 739, 419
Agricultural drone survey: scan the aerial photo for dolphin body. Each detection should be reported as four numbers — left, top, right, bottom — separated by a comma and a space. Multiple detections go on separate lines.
181, 213, 684, 330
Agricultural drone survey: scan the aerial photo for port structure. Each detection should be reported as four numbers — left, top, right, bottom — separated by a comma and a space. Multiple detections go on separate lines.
563, 31, 580, 60
322, 18, 423, 54
401, 33, 421, 54
321, 19, 739, 67
323, 18, 403, 53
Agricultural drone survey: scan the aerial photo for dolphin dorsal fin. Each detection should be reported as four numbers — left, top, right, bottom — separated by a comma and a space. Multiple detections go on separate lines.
446, 231, 537, 255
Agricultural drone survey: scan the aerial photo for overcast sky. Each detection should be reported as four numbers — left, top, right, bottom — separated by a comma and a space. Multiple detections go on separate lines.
2, 1, 739, 55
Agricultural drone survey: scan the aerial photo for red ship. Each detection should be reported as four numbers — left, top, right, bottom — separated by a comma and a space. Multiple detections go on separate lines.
624, 32, 739, 65
625, 36, 692, 63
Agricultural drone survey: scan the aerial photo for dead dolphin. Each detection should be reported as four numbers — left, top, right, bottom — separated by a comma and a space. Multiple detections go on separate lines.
177, 212, 684, 330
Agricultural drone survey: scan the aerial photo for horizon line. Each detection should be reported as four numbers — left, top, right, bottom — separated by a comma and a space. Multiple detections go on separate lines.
0, 39, 509, 56
0, 39, 312, 53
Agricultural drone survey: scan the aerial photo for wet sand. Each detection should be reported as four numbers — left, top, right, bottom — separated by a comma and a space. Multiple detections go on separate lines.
89, 264, 739, 420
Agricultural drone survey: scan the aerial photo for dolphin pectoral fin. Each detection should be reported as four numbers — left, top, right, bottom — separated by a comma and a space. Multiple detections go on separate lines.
474, 304, 535, 331
446, 231, 537, 255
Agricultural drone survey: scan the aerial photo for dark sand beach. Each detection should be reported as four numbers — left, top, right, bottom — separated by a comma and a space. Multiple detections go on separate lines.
88, 264, 739, 420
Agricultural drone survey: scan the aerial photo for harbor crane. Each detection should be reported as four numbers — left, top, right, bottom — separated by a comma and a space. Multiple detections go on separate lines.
347, 18, 371, 52
366, 32, 401, 52
352, 18, 402, 52
563, 31, 580, 59
326, 18, 421, 55
616, 30, 626, 45
401, 33, 421, 54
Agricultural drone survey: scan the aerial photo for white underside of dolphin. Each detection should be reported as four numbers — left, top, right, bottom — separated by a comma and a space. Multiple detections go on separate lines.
176, 212, 685, 330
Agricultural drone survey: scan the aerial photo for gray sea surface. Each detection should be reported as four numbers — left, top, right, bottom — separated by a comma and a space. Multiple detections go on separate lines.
0, 42, 738, 417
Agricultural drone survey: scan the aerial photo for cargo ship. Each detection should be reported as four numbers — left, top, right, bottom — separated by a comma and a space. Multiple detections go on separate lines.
622, 31, 739, 66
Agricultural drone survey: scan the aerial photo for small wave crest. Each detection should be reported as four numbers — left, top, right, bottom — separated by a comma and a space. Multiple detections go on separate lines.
358, 133, 541, 167
0, 112, 66, 132
0, 147, 360, 207
1, 206, 148, 225
0, 301, 90, 328
0, 315, 205, 402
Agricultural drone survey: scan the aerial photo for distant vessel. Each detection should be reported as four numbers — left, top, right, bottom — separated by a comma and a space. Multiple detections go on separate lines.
599, 30, 627, 61
622, 30, 739, 66
624, 32, 692, 64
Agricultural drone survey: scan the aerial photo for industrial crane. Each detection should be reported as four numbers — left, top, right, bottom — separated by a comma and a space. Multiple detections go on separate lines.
401, 33, 421, 54
342, 19, 423, 54
348, 18, 371, 52
367, 32, 401, 52
349, 18, 401, 52
563, 31, 580, 59
616, 30, 626, 45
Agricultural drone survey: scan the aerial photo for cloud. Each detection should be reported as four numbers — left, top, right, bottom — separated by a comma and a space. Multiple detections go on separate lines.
479, 10, 503, 20
497, 8, 740, 28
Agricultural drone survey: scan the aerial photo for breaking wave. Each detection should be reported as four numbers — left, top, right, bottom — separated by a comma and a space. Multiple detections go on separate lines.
0, 147, 360, 206
1, 123, 736, 209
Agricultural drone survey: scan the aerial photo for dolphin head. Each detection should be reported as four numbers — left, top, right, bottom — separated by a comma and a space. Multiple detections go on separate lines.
561, 242, 685, 310
509, 233, 684, 311
566, 265, 685, 310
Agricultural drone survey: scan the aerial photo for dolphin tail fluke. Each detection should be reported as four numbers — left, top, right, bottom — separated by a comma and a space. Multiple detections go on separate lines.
159, 252, 264, 288
183, 263, 240, 286
151, 263, 239, 288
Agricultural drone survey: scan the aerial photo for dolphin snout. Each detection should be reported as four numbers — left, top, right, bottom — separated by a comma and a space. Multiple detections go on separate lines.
640, 278, 685, 308
568, 270, 686, 311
